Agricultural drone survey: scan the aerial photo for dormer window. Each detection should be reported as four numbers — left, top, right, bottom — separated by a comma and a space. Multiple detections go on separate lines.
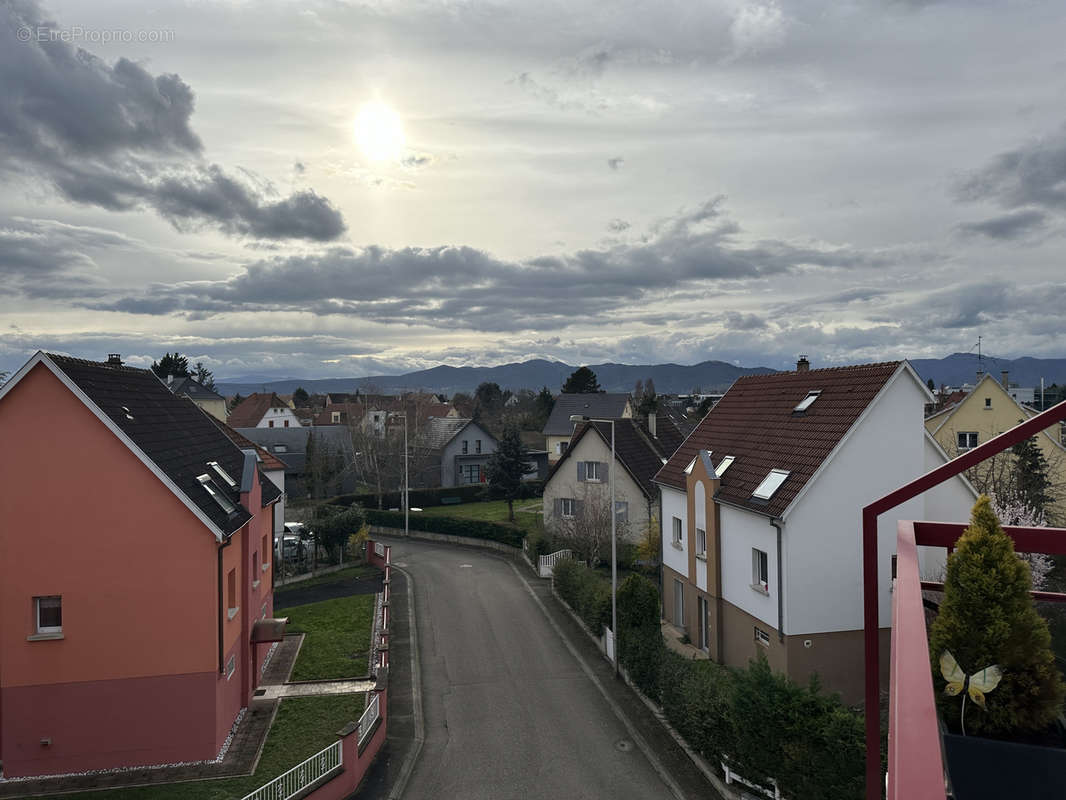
207, 461, 237, 488
198, 474, 236, 514
752, 469, 790, 500
716, 456, 735, 477
794, 391, 821, 413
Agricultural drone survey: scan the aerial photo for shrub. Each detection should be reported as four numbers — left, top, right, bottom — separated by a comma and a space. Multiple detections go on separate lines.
364, 509, 523, 548
617, 573, 664, 698
330, 481, 545, 510
552, 558, 611, 634
928, 495, 1065, 736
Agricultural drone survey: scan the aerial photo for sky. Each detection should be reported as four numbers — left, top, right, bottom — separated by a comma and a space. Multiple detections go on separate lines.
2, 0, 1066, 380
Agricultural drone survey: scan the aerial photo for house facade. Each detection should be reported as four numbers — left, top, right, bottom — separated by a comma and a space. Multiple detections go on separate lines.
655, 361, 975, 703
925, 371, 1066, 523
0, 353, 283, 778
542, 393, 633, 463
228, 392, 302, 429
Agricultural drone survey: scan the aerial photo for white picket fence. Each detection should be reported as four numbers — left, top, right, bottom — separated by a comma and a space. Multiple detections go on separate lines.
358, 693, 381, 745
241, 739, 342, 800
538, 548, 573, 578
722, 758, 782, 800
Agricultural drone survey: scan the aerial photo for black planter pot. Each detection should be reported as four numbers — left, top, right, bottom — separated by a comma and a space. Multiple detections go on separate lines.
944, 731, 1066, 800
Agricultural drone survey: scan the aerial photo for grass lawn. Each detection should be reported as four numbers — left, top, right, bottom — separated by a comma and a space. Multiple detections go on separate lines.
286, 593, 376, 681
275, 563, 377, 594
418, 498, 544, 537
57, 694, 366, 800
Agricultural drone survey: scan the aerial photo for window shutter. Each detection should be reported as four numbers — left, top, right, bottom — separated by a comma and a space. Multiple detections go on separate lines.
601, 462, 609, 483
577, 461, 587, 481
554, 498, 562, 516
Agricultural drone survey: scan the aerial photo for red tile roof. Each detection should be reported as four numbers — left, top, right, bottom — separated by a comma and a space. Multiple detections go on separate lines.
226, 392, 289, 428
654, 361, 903, 517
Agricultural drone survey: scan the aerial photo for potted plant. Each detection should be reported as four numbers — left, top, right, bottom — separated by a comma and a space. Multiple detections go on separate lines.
928, 496, 1066, 799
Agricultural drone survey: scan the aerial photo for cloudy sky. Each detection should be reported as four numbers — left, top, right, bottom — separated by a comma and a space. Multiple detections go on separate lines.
2, 0, 1065, 380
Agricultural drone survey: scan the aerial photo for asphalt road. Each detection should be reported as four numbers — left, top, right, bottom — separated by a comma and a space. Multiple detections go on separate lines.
390, 538, 681, 800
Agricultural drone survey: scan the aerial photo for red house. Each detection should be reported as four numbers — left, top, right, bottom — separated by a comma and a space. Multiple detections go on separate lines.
0, 353, 284, 778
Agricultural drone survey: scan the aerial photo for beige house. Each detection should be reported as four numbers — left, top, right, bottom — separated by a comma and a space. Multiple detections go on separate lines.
925, 371, 1066, 523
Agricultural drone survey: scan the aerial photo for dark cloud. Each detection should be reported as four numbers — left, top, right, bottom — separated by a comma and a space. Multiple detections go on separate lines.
91, 197, 906, 331
0, 1, 345, 241
957, 209, 1049, 240
0, 219, 109, 299
722, 311, 768, 331
607, 156, 624, 170
956, 124, 1066, 212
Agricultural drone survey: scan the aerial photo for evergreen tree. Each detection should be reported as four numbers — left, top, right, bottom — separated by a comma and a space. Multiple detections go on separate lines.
192, 361, 216, 391
535, 386, 555, 426
484, 425, 533, 522
151, 352, 190, 379
293, 387, 309, 405
928, 496, 1064, 736
1011, 436, 1053, 517
562, 366, 602, 393
926, 377, 936, 392
230, 393, 245, 409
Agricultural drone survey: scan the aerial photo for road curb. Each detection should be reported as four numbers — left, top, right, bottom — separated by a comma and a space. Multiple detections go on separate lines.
386, 565, 424, 800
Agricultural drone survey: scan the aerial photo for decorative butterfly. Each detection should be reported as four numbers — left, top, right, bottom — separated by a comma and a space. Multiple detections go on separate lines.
940, 650, 1003, 735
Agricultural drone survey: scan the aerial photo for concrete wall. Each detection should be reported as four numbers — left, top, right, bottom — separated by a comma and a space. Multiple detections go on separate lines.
719, 504, 779, 631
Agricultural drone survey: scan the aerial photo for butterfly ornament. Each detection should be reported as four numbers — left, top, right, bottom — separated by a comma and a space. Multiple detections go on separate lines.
940, 650, 1003, 735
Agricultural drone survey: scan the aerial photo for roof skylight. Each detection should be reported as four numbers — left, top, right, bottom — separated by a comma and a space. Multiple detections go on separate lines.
207, 461, 237, 488
793, 391, 821, 413
752, 469, 790, 500
716, 456, 735, 477
198, 474, 237, 514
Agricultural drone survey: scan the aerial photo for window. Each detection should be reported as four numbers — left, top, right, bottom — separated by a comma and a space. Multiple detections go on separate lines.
985, 397, 992, 408
475, 439, 482, 454
284, 420, 289, 427
560, 497, 575, 518
460, 464, 482, 484
672, 516, 682, 546
35, 595, 62, 634
462, 440, 468, 454
957, 431, 978, 451
673, 579, 684, 627
754, 626, 770, 647
227, 568, 238, 619
274, 444, 288, 453
252, 551, 261, 587
793, 390, 821, 413
615, 501, 629, 524
715, 456, 735, 477
585, 461, 603, 481
262, 534, 270, 569
207, 461, 237, 488
696, 528, 707, 557
268, 420, 274, 428
752, 548, 769, 592
198, 474, 237, 514
556, 441, 568, 455
752, 469, 790, 500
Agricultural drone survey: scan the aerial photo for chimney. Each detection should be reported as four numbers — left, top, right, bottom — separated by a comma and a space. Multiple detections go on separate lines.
797, 355, 810, 373
106, 353, 122, 366
648, 411, 657, 438
1001, 370, 1009, 389
976, 369, 985, 382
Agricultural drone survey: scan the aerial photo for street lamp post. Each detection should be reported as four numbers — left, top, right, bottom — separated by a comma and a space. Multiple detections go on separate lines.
395, 412, 409, 537
571, 414, 618, 678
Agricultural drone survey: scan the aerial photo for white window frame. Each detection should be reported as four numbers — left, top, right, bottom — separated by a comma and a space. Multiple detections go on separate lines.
957, 431, 978, 451
696, 528, 707, 558
752, 469, 790, 500
752, 548, 769, 593
35, 595, 63, 634
560, 497, 576, 518
754, 626, 770, 647
672, 516, 682, 547
586, 461, 603, 481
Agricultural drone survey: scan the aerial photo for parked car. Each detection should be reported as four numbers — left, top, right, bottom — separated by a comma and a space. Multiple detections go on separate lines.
275, 533, 305, 562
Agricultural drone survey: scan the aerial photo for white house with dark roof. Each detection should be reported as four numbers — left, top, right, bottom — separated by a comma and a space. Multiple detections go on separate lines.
542, 393, 633, 463
654, 359, 975, 703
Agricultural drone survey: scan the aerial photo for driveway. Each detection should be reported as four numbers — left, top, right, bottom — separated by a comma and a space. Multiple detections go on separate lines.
389, 538, 687, 800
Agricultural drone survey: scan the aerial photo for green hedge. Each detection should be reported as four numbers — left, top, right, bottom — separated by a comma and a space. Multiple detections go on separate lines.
331, 481, 545, 510
552, 559, 611, 634
365, 508, 524, 548
552, 570, 865, 799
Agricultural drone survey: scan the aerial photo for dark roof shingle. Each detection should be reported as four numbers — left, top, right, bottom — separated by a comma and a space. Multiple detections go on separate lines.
654, 362, 902, 517
542, 393, 631, 436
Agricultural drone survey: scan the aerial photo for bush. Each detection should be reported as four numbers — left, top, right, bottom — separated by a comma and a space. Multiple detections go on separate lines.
928, 495, 1065, 736
659, 651, 735, 760
331, 480, 545, 511
617, 573, 664, 698
552, 559, 611, 634
364, 508, 524, 548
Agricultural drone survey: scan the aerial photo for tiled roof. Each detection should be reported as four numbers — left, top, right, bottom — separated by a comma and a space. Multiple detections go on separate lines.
548, 417, 678, 499
654, 361, 902, 517
169, 375, 224, 402
422, 417, 473, 450
227, 392, 289, 427
47, 354, 254, 536
212, 418, 288, 471
542, 393, 631, 436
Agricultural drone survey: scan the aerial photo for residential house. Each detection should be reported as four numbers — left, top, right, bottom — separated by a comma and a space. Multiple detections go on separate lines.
227, 392, 302, 429
543, 413, 683, 546
654, 360, 974, 704
215, 421, 288, 541
422, 418, 500, 487
167, 375, 228, 421
542, 393, 633, 463
925, 370, 1066, 523
0, 353, 283, 777
236, 425, 356, 499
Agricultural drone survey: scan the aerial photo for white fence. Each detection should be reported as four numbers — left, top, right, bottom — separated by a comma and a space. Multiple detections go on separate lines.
358, 693, 381, 746
604, 626, 615, 663
241, 739, 342, 800
722, 758, 782, 800
538, 548, 573, 578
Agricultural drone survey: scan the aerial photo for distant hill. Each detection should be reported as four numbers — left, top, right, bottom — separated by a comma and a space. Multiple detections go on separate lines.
215, 358, 777, 397
909, 353, 1066, 388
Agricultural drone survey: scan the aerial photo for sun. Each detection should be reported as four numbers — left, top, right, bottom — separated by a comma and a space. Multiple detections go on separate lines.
353, 101, 406, 163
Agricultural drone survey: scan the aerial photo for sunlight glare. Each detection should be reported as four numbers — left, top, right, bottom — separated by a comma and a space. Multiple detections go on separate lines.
354, 101, 406, 163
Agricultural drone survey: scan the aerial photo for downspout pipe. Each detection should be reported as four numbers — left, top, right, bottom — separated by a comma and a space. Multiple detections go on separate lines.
217, 534, 233, 674
771, 518, 784, 642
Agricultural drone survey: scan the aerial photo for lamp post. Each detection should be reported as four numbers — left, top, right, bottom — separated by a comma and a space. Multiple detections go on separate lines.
395, 412, 409, 537
570, 414, 618, 678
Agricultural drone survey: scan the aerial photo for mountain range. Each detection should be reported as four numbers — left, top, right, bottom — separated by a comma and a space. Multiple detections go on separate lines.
214, 353, 1066, 398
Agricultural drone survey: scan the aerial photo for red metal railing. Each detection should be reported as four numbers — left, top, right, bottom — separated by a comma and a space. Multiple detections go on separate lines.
863, 399, 1066, 799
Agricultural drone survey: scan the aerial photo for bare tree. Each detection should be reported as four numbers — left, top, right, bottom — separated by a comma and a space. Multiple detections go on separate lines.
554, 485, 630, 567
